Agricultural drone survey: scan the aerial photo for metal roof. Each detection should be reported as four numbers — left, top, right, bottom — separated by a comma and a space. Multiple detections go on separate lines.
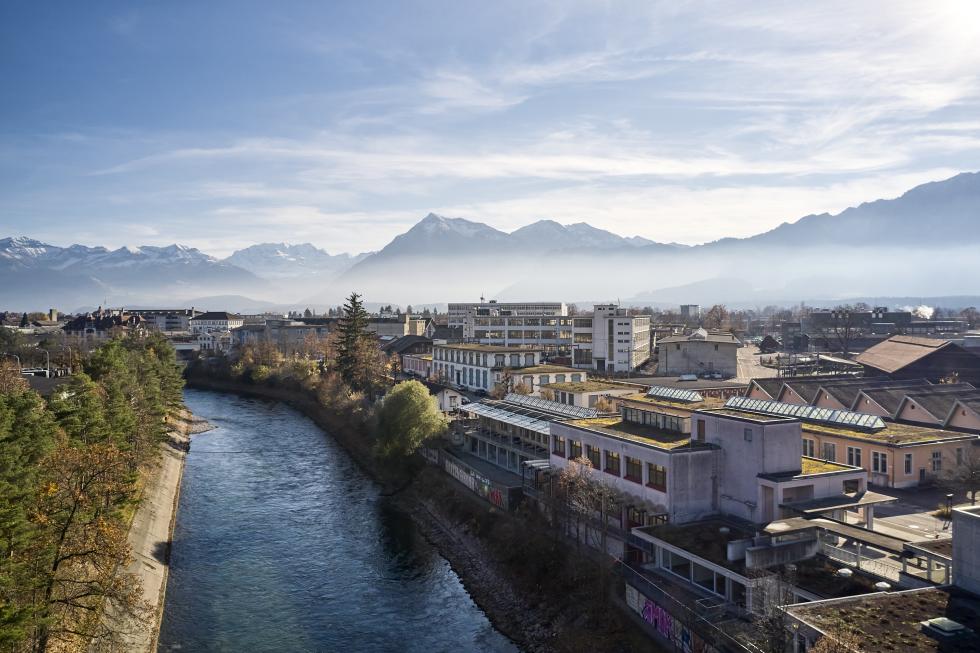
724, 396, 886, 431
645, 385, 704, 403
461, 402, 553, 435
503, 393, 599, 419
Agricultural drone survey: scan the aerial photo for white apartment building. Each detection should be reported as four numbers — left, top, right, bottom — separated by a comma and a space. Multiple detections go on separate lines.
448, 300, 650, 373
431, 343, 544, 392
189, 311, 244, 334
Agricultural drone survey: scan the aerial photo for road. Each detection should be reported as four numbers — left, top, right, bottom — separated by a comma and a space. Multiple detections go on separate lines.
735, 345, 780, 383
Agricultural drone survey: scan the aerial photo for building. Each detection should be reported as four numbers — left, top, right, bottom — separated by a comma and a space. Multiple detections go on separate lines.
585, 304, 652, 372
783, 506, 980, 652
63, 308, 146, 341
198, 330, 233, 354
431, 343, 544, 392
806, 307, 913, 332
656, 328, 739, 378
189, 311, 244, 334
510, 364, 587, 394
679, 304, 700, 323
856, 335, 980, 384
420, 380, 467, 413
402, 353, 432, 378
543, 379, 646, 408
447, 300, 651, 372
128, 308, 199, 332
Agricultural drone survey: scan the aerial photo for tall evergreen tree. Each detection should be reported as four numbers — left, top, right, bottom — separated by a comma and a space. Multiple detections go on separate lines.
335, 293, 374, 391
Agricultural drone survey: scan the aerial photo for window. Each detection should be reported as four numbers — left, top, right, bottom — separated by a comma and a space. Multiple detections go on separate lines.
956, 448, 964, 465
847, 447, 862, 467
604, 451, 621, 476
743, 428, 753, 442
932, 450, 942, 472
647, 463, 667, 491
569, 440, 582, 460
714, 344, 719, 351
802, 439, 815, 457
625, 456, 642, 483
697, 419, 706, 441
904, 453, 913, 475
552, 436, 566, 457
872, 451, 887, 473
822, 442, 836, 461
586, 444, 601, 469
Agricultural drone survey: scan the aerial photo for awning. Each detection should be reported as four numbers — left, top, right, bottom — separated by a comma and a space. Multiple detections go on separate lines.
779, 490, 896, 515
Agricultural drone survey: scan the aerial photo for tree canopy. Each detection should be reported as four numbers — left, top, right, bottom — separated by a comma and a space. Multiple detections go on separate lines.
373, 380, 447, 459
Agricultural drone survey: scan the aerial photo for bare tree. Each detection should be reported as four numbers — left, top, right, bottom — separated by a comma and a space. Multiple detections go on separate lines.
810, 618, 862, 653
703, 304, 729, 330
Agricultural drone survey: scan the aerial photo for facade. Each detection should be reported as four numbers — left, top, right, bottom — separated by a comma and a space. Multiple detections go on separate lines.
679, 304, 700, 323
447, 300, 650, 372
198, 330, 233, 354
63, 308, 146, 341
431, 343, 543, 392
510, 364, 587, 394
656, 328, 739, 377
128, 308, 199, 332
189, 311, 244, 334
543, 380, 644, 408
585, 304, 651, 372
402, 353, 432, 378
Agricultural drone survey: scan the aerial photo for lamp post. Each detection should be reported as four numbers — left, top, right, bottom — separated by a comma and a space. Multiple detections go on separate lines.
38, 348, 51, 377
2, 353, 20, 369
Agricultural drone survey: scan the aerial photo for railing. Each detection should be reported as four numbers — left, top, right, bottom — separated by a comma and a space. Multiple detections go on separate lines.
818, 542, 900, 582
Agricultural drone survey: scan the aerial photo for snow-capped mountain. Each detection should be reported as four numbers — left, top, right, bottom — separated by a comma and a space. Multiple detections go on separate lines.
223, 242, 367, 279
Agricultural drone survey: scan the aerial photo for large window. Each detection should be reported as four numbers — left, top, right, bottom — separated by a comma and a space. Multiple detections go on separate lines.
569, 440, 582, 460
625, 456, 642, 483
904, 453, 913, 475
802, 439, 815, 457
647, 463, 667, 491
604, 451, 621, 476
932, 450, 942, 472
822, 442, 837, 461
872, 451, 887, 473
552, 436, 566, 457
847, 446, 862, 467
586, 444, 601, 469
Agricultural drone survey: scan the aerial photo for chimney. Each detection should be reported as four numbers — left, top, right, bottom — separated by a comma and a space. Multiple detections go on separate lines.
49, 308, 58, 322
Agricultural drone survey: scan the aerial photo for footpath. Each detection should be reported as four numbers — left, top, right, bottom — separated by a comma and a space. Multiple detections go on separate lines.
104, 410, 209, 653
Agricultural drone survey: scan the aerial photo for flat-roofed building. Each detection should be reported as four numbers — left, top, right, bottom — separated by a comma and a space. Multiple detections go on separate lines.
657, 328, 738, 378
431, 343, 543, 392
543, 380, 645, 408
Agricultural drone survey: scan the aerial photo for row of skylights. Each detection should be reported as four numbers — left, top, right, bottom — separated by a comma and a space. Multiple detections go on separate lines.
645, 386, 704, 403
503, 393, 599, 418
724, 397, 886, 431
461, 402, 552, 435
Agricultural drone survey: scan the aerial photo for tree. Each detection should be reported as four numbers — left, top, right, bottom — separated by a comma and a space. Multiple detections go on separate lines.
940, 446, 980, 504
0, 386, 58, 650
19, 313, 28, 328
820, 305, 859, 356
30, 439, 148, 652
303, 307, 313, 318
336, 293, 379, 392
373, 381, 447, 458
48, 373, 108, 444
703, 304, 729, 330
512, 381, 532, 395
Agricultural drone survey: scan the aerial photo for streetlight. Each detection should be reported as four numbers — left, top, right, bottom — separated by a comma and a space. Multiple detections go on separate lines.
37, 348, 50, 377
2, 353, 20, 369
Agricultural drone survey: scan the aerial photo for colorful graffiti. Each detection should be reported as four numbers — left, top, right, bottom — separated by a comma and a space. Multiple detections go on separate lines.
442, 454, 508, 509
626, 584, 716, 653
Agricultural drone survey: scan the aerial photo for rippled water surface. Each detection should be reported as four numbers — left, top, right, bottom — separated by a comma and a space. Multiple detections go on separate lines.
158, 389, 518, 653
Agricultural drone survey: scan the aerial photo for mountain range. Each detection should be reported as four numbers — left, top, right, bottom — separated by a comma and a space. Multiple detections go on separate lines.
3, 171, 980, 311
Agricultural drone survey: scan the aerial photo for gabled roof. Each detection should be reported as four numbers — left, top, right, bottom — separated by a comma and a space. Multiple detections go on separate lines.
659, 330, 739, 344
380, 334, 431, 354
897, 387, 980, 424
748, 378, 785, 400
190, 311, 242, 321
855, 335, 955, 373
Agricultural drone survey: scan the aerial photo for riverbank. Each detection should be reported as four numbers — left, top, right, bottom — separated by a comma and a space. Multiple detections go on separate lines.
109, 408, 210, 652
184, 376, 651, 652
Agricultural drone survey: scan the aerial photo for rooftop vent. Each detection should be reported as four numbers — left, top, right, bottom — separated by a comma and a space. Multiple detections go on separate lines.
920, 617, 968, 639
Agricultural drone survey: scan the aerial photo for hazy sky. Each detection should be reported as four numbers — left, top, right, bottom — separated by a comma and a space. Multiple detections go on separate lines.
3, 1, 980, 256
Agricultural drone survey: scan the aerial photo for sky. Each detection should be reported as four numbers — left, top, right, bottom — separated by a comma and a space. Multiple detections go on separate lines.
3, 0, 980, 257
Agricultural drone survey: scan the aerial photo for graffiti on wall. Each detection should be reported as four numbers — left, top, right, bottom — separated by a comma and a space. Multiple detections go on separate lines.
442, 455, 507, 509
625, 584, 716, 653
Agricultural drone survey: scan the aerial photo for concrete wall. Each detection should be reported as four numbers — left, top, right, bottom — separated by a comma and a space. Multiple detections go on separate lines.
548, 422, 716, 523
657, 340, 737, 376
953, 506, 980, 594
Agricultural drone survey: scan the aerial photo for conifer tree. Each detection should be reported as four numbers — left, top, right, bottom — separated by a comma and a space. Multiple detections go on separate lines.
335, 293, 377, 391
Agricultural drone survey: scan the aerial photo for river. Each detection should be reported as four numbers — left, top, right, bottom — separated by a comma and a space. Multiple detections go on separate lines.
158, 389, 519, 652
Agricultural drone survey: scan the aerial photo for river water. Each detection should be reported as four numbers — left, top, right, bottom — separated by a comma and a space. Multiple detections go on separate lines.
158, 389, 518, 652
